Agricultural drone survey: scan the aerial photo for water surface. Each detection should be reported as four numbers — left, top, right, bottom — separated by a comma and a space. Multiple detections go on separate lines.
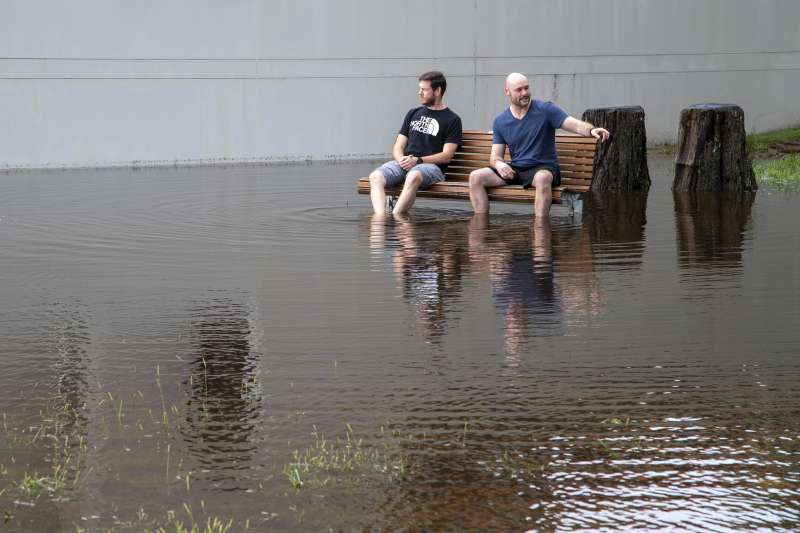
1, 158, 798, 531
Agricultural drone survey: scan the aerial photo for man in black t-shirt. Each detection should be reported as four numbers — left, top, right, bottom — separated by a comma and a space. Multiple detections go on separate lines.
369, 71, 462, 214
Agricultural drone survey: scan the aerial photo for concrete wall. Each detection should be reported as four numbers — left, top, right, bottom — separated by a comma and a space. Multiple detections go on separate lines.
2, 0, 799, 169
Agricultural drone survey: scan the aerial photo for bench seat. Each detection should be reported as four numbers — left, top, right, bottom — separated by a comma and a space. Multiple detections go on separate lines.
357, 130, 598, 209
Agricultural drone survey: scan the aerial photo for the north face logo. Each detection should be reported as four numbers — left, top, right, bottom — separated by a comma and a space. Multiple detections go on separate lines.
410, 116, 440, 136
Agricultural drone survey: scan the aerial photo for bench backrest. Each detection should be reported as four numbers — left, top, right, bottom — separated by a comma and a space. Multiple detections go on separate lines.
446, 130, 597, 192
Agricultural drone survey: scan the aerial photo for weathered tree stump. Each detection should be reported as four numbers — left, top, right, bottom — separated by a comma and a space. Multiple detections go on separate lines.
582, 106, 650, 191
673, 104, 757, 191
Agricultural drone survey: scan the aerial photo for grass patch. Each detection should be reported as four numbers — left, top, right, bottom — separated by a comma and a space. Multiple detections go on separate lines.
747, 127, 800, 157
1, 402, 88, 504
754, 154, 800, 191
104, 503, 237, 533
14, 470, 68, 500
647, 126, 800, 159
283, 424, 410, 490
146, 505, 234, 533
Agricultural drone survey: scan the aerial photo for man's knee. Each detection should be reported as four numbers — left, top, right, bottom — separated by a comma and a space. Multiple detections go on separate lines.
405, 171, 423, 188
469, 168, 490, 188
533, 170, 553, 190
369, 171, 386, 187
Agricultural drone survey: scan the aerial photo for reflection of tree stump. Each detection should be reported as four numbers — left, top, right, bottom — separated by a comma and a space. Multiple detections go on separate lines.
673, 104, 757, 191
582, 106, 650, 191
673, 191, 755, 267
585, 191, 648, 245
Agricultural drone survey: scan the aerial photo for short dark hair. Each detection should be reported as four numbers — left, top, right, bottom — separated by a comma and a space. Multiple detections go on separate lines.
419, 71, 447, 96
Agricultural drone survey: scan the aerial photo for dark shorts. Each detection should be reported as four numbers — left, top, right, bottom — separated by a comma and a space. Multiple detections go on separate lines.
491, 164, 561, 189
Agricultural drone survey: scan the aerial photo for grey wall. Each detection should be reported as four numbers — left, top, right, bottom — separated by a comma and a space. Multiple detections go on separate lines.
2, 0, 799, 169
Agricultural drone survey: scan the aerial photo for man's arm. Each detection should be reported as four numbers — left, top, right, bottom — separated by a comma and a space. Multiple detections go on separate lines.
393, 134, 409, 162
561, 116, 610, 142
489, 143, 514, 179
417, 143, 458, 166
398, 142, 459, 170
394, 134, 420, 170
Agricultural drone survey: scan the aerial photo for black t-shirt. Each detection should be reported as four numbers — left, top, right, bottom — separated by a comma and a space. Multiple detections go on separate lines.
399, 106, 462, 172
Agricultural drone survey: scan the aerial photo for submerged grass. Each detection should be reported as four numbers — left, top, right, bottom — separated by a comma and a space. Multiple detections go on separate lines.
146, 504, 234, 533
1, 401, 89, 504
103, 503, 238, 533
284, 424, 410, 490
1, 363, 252, 530
754, 154, 800, 191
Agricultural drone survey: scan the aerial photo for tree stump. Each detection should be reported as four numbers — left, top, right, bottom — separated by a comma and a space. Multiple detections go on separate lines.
582, 106, 650, 191
673, 104, 757, 191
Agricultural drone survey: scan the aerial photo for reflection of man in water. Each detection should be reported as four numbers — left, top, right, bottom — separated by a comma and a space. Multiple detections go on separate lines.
369, 214, 467, 342
469, 214, 559, 357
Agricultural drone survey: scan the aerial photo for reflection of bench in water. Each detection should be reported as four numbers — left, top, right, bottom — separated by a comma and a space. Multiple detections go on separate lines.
357, 130, 598, 215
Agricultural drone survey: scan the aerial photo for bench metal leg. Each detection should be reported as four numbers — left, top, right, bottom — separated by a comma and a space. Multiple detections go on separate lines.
387, 195, 396, 210
561, 192, 583, 217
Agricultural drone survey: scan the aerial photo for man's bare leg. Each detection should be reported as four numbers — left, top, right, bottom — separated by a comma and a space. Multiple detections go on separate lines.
467, 212, 491, 266
469, 167, 506, 213
393, 170, 423, 214
533, 169, 554, 218
369, 170, 388, 214
532, 216, 552, 265
368, 212, 388, 253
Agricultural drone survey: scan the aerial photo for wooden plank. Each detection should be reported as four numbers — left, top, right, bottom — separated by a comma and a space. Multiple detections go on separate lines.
457, 147, 493, 155
558, 155, 595, 166
556, 143, 598, 152
445, 169, 594, 182
561, 171, 593, 180
460, 139, 494, 147
461, 130, 596, 143
558, 148, 596, 157
447, 163, 486, 170
451, 152, 494, 162
462, 132, 492, 140
560, 165, 594, 174
559, 154, 595, 163
447, 165, 486, 173
555, 135, 597, 144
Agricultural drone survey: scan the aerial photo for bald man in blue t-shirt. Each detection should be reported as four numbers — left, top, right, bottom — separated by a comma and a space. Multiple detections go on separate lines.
469, 73, 610, 218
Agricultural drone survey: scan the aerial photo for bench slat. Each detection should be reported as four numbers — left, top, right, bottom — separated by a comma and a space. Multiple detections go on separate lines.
457, 145, 596, 155
460, 139, 494, 147
445, 167, 594, 179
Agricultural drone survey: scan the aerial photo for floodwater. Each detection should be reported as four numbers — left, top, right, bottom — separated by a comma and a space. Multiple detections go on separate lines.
0, 157, 798, 532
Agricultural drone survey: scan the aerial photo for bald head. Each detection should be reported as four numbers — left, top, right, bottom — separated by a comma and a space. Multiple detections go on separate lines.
505, 72, 528, 90
504, 72, 532, 109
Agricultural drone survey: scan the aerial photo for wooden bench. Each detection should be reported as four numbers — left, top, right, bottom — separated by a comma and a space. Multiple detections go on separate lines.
357, 130, 598, 214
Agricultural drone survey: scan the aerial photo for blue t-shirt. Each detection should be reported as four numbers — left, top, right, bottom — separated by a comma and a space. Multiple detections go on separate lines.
492, 100, 568, 169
